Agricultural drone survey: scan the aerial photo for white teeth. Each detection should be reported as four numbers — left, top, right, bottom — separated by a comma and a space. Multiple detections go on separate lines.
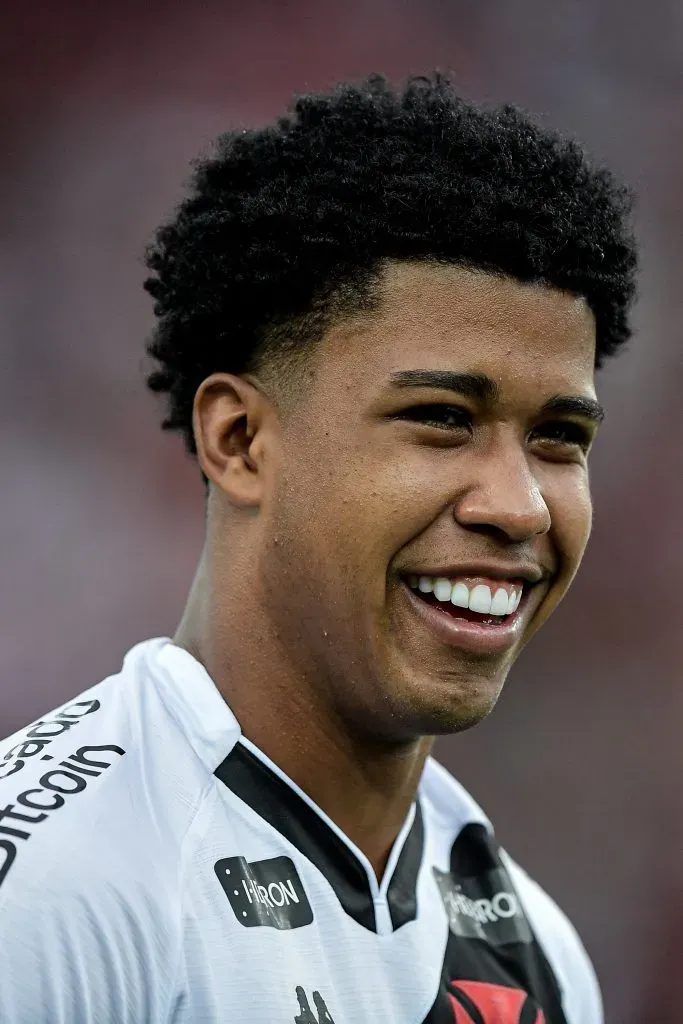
490, 588, 510, 616
450, 582, 470, 608
469, 585, 492, 615
433, 578, 453, 602
409, 574, 524, 617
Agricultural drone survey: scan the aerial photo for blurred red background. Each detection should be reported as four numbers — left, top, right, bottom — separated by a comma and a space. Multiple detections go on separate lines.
1, 2, 681, 1019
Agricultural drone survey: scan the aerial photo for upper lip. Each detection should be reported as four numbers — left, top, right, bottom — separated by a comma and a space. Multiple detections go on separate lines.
402, 562, 550, 585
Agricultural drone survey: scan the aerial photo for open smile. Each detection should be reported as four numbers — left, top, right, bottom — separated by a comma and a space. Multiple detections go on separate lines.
400, 575, 536, 656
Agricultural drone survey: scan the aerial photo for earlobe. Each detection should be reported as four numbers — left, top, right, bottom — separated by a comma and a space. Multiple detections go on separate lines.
192, 373, 266, 507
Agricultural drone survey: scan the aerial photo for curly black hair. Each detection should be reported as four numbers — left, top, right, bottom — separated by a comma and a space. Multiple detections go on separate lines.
144, 73, 637, 456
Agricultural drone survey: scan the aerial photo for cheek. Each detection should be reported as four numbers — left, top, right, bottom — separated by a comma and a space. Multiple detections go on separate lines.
547, 470, 593, 575
331, 457, 443, 576
278, 422, 446, 585
267, 460, 414, 628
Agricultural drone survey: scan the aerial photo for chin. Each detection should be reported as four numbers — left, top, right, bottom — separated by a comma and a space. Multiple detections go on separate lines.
420, 698, 498, 735
425, 702, 495, 736
402, 673, 505, 737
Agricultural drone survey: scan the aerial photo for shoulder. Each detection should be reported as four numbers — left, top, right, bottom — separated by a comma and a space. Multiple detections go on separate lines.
420, 755, 492, 832
0, 667, 131, 896
502, 853, 603, 1024
0, 637, 169, 780
0, 639, 214, 1022
0, 638, 212, 895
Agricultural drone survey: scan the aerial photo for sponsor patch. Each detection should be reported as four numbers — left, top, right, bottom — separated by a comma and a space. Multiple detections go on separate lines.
433, 866, 533, 946
215, 855, 313, 929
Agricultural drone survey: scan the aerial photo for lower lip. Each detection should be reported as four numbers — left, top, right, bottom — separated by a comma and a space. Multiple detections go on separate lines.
401, 581, 527, 656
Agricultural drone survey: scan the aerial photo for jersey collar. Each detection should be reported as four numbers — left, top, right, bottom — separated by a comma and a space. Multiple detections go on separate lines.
215, 738, 424, 934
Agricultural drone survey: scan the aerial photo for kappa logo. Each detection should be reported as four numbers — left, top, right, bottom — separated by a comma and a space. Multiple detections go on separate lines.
214, 854, 313, 929
293, 986, 336, 1024
448, 980, 546, 1023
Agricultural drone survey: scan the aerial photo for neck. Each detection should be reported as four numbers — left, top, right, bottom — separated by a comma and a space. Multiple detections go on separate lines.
174, 554, 432, 880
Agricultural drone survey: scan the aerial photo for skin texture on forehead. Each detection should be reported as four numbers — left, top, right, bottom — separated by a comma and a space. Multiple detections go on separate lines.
178, 260, 598, 870
312, 262, 597, 399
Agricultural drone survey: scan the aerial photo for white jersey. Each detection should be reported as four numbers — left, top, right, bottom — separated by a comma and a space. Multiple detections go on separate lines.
0, 639, 601, 1023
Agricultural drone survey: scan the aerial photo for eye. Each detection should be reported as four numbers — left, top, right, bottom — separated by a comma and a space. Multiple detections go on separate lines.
394, 404, 472, 431
531, 421, 593, 453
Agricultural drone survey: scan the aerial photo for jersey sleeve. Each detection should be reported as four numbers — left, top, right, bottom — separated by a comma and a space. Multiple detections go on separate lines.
0, 862, 178, 1023
502, 852, 604, 1024
0, 683, 181, 1023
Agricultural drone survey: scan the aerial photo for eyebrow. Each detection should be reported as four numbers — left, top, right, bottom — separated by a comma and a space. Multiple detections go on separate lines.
389, 370, 500, 402
388, 369, 606, 424
539, 395, 605, 424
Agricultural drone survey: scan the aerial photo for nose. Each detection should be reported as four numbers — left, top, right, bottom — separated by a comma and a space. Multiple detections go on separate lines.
453, 444, 551, 544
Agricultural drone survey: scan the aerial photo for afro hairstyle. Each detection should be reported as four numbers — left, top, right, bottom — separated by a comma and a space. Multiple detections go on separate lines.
144, 73, 638, 456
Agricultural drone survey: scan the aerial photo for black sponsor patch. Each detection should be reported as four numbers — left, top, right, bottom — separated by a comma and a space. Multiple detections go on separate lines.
214, 855, 313, 930
433, 864, 533, 946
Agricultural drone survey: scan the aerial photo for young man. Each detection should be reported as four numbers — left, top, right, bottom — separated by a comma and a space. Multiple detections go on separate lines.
0, 75, 636, 1022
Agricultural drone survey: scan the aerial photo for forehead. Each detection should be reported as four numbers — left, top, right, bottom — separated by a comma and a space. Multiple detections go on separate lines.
314, 262, 597, 401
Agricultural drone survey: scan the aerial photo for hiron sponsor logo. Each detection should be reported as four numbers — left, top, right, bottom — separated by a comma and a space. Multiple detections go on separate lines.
0, 744, 125, 888
242, 874, 300, 908
215, 855, 314, 929
433, 866, 534, 946
443, 884, 520, 925
0, 699, 101, 782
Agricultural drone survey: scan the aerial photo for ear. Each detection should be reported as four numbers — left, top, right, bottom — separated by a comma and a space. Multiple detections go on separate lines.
192, 373, 272, 507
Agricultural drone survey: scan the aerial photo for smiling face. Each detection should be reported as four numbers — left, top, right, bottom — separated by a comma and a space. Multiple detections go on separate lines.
247, 262, 600, 742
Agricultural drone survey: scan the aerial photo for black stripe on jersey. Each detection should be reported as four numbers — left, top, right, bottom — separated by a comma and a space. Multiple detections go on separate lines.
423, 823, 568, 1023
214, 741, 423, 933
388, 798, 423, 931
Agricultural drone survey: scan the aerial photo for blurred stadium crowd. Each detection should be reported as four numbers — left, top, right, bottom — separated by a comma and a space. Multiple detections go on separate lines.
1, 1, 681, 1019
